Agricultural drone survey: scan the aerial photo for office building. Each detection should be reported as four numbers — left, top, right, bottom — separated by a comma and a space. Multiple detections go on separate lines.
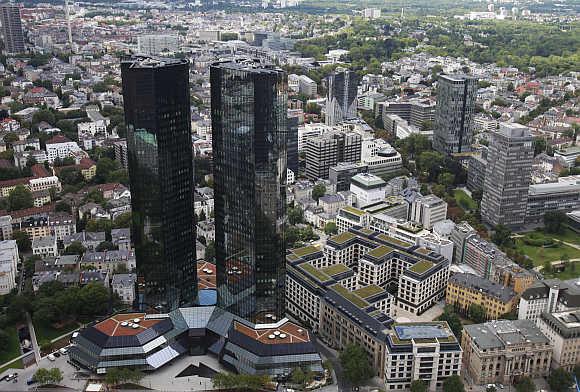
554, 146, 580, 167
305, 131, 361, 179
287, 113, 299, 175
467, 154, 487, 192
0, 4, 25, 54
385, 323, 462, 391
0, 240, 18, 295
446, 273, 516, 320
518, 278, 580, 322
537, 309, 580, 371
329, 162, 368, 192
361, 139, 403, 177
211, 59, 287, 323
461, 320, 552, 385
350, 173, 387, 208
481, 123, 534, 228
113, 139, 128, 169
377, 99, 435, 129
298, 75, 317, 97
410, 194, 448, 230
326, 68, 358, 126
433, 74, 477, 155
526, 176, 580, 224
121, 56, 196, 312
450, 221, 476, 263
137, 34, 180, 55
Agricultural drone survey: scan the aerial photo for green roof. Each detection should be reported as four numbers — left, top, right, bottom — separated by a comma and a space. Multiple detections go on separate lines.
330, 284, 369, 309
321, 263, 350, 276
291, 245, 322, 258
415, 247, 432, 255
341, 206, 365, 217
358, 227, 374, 235
353, 284, 384, 299
409, 260, 434, 274
367, 245, 393, 259
376, 233, 413, 248
299, 263, 331, 282
329, 231, 356, 244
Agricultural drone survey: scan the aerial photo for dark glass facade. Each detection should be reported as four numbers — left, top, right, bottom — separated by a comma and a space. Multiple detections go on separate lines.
287, 114, 299, 175
211, 60, 287, 324
121, 56, 196, 312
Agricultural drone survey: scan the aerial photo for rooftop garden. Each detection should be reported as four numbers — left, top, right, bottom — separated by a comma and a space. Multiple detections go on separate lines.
366, 245, 393, 259
291, 245, 322, 258
331, 284, 369, 309
408, 260, 434, 274
353, 284, 384, 299
321, 263, 350, 276
329, 231, 357, 244
299, 263, 331, 283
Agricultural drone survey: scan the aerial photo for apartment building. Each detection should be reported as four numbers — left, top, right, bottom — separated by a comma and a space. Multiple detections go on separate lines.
446, 273, 516, 320
537, 309, 580, 371
32, 235, 58, 258
461, 320, 552, 385
385, 323, 462, 391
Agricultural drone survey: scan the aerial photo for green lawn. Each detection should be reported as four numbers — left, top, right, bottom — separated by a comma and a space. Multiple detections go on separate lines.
34, 321, 79, 343
515, 239, 580, 266
538, 228, 580, 246
0, 328, 21, 364
543, 261, 580, 280
453, 189, 477, 211
0, 358, 23, 375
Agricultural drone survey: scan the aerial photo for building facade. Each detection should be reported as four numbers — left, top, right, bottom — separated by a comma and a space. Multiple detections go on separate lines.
481, 123, 534, 228
433, 74, 477, 155
211, 59, 287, 323
121, 56, 196, 311
305, 131, 361, 180
0, 4, 25, 54
537, 309, 580, 371
326, 68, 358, 126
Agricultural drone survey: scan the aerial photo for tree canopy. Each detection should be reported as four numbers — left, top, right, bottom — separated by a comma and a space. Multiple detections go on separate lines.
339, 344, 374, 385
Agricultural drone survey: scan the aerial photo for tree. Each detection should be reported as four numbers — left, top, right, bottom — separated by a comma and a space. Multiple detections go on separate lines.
8, 185, 33, 211
471, 189, 483, 204
64, 241, 86, 255
468, 303, 487, 323
312, 183, 326, 202
544, 211, 567, 234
339, 344, 373, 385
291, 367, 306, 386
437, 172, 455, 189
96, 241, 116, 252
486, 385, 497, 392
113, 212, 132, 228
443, 375, 465, 392
212, 372, 270, 390
491, 224, 512, 248
417, 151, 445, 181
543, 259, 552, 274
0, 329, 9, 348
515, 376, 535, 392
411, 380, 428, 392
324, 222, 338, 235
59, 167, 84, 185
33, 368, 63, 385
95, 157, 120, 183
548, 368, 573, 392
198, 210, 207, 222
534, 137, 547, 156
288, 206, 304, 225
13, 230, 31, 252
55, 201, 72, 213
437, 305, 463, 338
432, 184, 446, 198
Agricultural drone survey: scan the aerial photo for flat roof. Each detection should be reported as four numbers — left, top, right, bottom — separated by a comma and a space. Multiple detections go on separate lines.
321, 263, 351, 276
408, 260, 434, 274
353, 284, 384, 299
94, 313, 162, 337
394, 323, 452, 340
291, 245, 322, 258
329, 231, 357, 244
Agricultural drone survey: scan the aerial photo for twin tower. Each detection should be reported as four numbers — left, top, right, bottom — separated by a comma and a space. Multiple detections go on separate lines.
121, 56, 287, 324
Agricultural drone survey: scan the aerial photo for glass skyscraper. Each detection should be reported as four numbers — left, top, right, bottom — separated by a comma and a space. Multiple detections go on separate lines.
121, 56, 196, 312
211, 59, 287, 324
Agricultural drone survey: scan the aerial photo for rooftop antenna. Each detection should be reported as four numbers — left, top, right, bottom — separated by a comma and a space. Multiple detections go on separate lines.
64, 0, 73, 53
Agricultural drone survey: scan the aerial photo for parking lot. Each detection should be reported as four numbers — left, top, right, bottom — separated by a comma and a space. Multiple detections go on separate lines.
0, 348, 89, 391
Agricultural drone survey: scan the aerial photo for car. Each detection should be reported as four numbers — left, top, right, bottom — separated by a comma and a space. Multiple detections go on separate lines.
5, 373, 18, 382
53, 352, 61, 358
47, 354, 56, 361
497, 384, 505, 389
26, 378, 36, 385
59, 347, 68, 355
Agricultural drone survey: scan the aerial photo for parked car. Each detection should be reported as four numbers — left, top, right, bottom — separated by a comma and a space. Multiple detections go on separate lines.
53, 352, 61, 358
59, 347, 68, 355
47, 354, 56, 361
26, 378, 36, 385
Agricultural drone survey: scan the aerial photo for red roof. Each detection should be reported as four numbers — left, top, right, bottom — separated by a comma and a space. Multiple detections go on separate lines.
94, 313, 161, 337
31, 164, 50, 178
0, 177, 29, 188
1, 203, 55, 219
47, 135, 72, 145
79, 158, 96, 170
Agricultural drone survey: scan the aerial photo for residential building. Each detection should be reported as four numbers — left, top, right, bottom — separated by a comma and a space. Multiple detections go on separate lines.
461, 320, 552, 385
326, 68, 358, 126
433, 74, 478, 155
113, 139, 128, 169
410, 195, 448, 230
0, 4, 25, 54
446, 273, 516, 320
111, 273, 137, 304
111, 228, 131, 251
81, 250, 136, 273
481, 123, 534, 228
32, 235, 58, 258
45, 135, 83, 163
62, 231, 105, 251
211, 59, 287, 323
0, 240, 18, 294
537, 309, 580, 371
463, 236, 503, 279
122, 56, 196, 312
0, 216, 12, 240
305, 131, 361, 179
385, 323, 462, 391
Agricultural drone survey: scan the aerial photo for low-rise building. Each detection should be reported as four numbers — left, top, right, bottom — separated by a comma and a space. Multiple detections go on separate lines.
111, 273, 136, 304
63, 231, 106, 251
385, 323, 462, 391
446, 273, 516, 320
537, 308, 580, 371
32, 235, 58, 257
461, 320, 552, 385
350, 173, 387, 209
410, 195, 448, 230
518, 278, 580, 323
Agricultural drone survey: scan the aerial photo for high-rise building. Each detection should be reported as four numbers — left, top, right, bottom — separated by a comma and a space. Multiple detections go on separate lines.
121, 56, 196, 312
433, 74, 477, 155
305, 131, 361, 180
137, 34, 180, 55
0, 4, 25, 54
325, 68, 358, 126
211, 59, 287, 323
287, 113, 299, 175
481, 123, 533, 228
